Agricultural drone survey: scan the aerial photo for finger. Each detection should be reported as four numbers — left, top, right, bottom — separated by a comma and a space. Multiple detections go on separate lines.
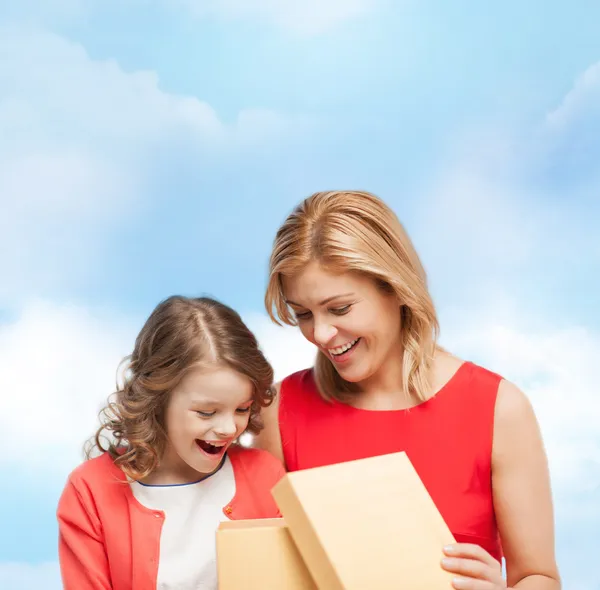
444, 543, 501, 569
441, 557, 496, 581
451, 576, 502, 590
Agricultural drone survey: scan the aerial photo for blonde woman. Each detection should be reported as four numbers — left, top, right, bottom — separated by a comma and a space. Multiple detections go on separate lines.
255, 191, 561, 590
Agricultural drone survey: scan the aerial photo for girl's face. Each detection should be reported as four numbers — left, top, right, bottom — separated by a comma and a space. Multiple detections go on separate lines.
282, 261, 403, 387
160, 364, 253, 482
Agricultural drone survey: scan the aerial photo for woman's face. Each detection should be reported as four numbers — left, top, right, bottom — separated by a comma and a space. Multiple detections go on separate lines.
282, 262, 403, 386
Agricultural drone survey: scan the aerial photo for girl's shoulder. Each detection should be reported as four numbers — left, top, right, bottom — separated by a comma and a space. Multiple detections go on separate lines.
58, 452, 128, 519
65, 451, 125, 489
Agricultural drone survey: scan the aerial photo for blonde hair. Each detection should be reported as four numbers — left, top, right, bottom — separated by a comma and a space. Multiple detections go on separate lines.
265, 190, 439, 403
87, 295, 275, 481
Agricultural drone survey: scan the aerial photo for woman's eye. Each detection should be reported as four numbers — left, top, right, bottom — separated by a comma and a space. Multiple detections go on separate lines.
295, 311, 312, 320
236, 407, 252, 414
196, 410, 215, 418
331, 305, 351, 315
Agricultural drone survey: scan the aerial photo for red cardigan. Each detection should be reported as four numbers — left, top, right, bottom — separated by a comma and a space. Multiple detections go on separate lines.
57, 446, 285, 590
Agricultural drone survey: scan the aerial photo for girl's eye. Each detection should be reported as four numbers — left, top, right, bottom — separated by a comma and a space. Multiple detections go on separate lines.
196, 410, 215, 418
236, 407, 252, 414
331, 305, 351, 315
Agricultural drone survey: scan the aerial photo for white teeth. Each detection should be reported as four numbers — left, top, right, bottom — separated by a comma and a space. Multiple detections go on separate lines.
329, 338, 359, 356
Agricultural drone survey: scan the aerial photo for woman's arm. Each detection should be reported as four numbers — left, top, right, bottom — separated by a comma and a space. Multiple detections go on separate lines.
493, 379, 561, 589
253, 381, 286, 468
57, 479, 113, 590
442, 380, 561, 589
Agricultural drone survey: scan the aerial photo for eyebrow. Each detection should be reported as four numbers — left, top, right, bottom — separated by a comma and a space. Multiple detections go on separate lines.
188, 396, 253, 406
285, 293, 355, 307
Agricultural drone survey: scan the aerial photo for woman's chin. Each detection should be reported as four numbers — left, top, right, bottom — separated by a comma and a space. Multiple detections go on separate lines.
333, 363, 369, 383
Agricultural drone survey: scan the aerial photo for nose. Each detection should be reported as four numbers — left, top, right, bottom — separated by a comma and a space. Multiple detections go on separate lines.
313, 317, 338, 347
213, 413, 238, 438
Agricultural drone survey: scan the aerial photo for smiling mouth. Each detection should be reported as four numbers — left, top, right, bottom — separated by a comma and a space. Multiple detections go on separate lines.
196, 440, 228, 455
329, 337, 361, 357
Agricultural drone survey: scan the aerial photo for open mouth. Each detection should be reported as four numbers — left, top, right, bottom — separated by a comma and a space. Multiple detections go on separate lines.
329, 337, 361, 359
196, 439, 228, 456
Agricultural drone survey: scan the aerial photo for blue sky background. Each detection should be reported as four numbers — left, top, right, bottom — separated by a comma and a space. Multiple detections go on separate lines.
1, 1, 599, 588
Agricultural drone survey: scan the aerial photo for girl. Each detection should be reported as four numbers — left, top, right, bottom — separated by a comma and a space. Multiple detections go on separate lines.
255, 191, 561, 590
57, 295, 285, 590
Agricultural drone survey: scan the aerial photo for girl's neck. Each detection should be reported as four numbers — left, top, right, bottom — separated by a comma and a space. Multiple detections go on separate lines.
141, 446, 216, 486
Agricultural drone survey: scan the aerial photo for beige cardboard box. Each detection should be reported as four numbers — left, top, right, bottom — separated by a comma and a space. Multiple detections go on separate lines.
271, 452, 456, 589
216, 518, 317, 589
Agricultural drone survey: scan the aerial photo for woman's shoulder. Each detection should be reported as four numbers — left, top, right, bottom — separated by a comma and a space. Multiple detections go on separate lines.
229, 445, 283, 468
228, 445, 286, 480
277, 367, 321, 409
280, 367, 315, 390
430, 352, 511, 420
437, 351, 504, 392
436, 351, 539, 435
441, 353, 538, 427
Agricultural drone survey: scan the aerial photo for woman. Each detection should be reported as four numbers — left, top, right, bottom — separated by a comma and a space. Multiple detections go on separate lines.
254, 191, 561, 590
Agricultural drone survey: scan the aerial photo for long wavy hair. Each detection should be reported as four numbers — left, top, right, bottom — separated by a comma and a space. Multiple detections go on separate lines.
87, 295, 275, 480
265, 190, 439, 403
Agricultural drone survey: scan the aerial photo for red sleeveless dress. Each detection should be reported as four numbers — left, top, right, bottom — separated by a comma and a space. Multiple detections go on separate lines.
278, 361, 503, 561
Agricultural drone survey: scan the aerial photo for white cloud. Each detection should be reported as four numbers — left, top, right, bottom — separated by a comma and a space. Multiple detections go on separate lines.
176, 0, 381, 34
0, 300, 138, 476
0, 561, 62, 590
0, 26, 297, 157
545, 61, 600, 130
0, 26, 302, 305
0, 27, 221, 142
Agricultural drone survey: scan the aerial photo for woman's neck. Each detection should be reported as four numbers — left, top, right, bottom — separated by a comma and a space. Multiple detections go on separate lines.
353, 341, 409, 410
351, 346, 446, 411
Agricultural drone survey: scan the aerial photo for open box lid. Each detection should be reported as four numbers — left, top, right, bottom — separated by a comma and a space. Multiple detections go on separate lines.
271, 452, 455, 589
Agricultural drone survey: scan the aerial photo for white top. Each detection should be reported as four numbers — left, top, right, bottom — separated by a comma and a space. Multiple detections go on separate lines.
130, 456, 236, 590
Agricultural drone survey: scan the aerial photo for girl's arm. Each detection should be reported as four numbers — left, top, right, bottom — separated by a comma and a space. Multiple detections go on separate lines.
57, 479, 113, 590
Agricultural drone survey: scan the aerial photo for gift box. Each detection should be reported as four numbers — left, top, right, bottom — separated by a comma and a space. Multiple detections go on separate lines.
271, 452, 455, 589
217, 452, 454, 589
216, 518, 316, 589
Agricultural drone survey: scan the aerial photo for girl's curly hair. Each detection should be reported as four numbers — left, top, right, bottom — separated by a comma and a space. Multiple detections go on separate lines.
86, 295, 275, 481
